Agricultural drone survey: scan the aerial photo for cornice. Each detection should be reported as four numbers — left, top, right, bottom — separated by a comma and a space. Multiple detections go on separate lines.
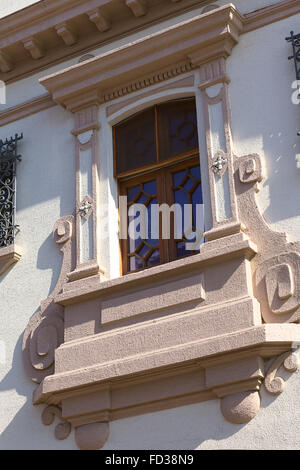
0, 93, 55, 127
39, 4, 244, 111
243, 0, 300, 33
0, 0, 211, 83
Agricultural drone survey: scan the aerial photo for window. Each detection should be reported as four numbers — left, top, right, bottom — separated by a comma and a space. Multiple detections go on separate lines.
113, 98, 204, 274
0, 134, 22, 248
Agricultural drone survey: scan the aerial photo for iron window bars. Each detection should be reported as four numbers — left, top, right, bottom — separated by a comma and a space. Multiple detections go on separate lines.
286, 31, 300, 81
0, 133, 23, 248
286, 31, 300, 136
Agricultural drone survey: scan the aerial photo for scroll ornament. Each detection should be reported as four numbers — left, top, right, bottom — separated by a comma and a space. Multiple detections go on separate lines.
22, 215, 74, 383
256, 252, 300, 323
264, 350, 300, 395
42, 406, 72, 440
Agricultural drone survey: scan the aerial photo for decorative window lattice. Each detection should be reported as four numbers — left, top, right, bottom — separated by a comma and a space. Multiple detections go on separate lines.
0, 134, 23, 248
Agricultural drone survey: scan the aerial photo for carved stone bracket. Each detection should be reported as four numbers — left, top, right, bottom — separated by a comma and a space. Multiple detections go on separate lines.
42, 406, 72, 440
238, 153, 263, 191
264, 350, 300, 395
22, 216, 74, 383
75, 423, 109, 450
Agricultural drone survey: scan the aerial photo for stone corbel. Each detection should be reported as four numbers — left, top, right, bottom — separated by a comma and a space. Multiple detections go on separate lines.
55, 22, 77, 47
22, 216, 74, 383
0, 51, 12, 73
36, 348, 300, 449
126, 0, 147, 17
87, 9, 111, 33
0, 244, 21, 276
23, 37, 44, 60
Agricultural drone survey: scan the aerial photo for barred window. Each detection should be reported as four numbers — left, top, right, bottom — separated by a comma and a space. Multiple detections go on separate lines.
0, 134, 22, 248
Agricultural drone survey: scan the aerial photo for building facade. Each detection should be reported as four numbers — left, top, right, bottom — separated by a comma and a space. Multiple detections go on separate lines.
0, 0, 300, 450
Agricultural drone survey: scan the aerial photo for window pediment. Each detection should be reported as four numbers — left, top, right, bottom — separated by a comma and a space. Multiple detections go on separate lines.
39, 4, 244, 111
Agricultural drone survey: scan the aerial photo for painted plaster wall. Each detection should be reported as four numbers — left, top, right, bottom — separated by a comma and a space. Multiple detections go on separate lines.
0, 106, 76, 449
0, 0, 40, 19
1, 0, 300, 450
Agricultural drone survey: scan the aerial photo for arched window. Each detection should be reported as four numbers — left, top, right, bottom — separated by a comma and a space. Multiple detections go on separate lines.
113, 98, 204, 274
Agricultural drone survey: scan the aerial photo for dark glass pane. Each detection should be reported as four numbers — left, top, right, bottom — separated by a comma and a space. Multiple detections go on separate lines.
126, 179, 160, 272
129, 255, 144, 272
173, 169, 186, 187
158, 99, 199, 161
190, 165, 201, 179
172, 163, 203, 259
146, 249, 160, 267
127, 185, 141, 203
143, 180, 157, 196
115, 108, 156, 175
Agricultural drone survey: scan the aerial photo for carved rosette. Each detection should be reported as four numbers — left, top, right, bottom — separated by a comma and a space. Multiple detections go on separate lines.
78, 195, 93, 220
211, 150, 228, 177
22, 216, 74, 383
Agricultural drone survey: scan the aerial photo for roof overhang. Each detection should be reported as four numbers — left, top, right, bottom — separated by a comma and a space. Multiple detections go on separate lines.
39, 4, 244, 111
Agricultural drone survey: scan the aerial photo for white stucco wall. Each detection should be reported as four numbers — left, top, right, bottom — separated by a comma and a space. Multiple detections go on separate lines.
0, 0, 40, 19
1, 0, 300, 450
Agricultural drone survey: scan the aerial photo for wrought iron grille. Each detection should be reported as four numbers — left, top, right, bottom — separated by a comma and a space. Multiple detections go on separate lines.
0, 133, 23, 248
286, 31, 300, 81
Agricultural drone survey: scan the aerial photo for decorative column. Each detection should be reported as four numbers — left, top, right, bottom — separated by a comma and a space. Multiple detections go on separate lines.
67, 101, 105, 282
193, 56, 241, 241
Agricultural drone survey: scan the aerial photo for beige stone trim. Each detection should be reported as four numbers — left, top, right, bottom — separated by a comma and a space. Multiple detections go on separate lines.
39, 5, 243, 111
243, 0, 300, 34
33, 328, 300, 448
0, 93, 55, 127
0, 0, 211, 83
0, 244, 21, 276
70, 105, 105, 281
0, 0, 298, 83
22, 216, 75, 383
106, 75, 195, 117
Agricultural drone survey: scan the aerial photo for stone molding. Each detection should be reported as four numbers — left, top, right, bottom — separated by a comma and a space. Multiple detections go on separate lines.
0, 0, 299, 84
0, 93, 55, 127
0, 244, 21, 276
0, 0, 211, 83
39, 5, 243, 111
22, 216, 75, 384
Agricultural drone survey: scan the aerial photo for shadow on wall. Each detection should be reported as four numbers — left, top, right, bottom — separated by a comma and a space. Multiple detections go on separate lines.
1, 333, 296, 450
0, 334, 77, 450
228, 19, 300, 225
0, 337, 298, 450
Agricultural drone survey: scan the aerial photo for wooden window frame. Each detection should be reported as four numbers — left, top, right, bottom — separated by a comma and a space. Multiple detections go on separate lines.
115, 98, 201, 275
119, 155, 201, 275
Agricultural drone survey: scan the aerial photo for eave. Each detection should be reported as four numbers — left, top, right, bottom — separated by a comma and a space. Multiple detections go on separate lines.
0, 0, 213, 83
39, 4, 244, 111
